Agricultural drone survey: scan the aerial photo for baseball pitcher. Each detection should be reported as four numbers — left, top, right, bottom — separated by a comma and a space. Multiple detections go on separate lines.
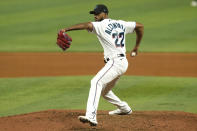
59, 4, 144, 126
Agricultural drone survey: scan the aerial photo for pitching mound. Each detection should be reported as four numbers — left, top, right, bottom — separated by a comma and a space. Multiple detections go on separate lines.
0, 110, 197, 131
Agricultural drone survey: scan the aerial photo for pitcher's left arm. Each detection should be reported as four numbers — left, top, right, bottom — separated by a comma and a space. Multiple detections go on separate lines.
130, 22, 144, 57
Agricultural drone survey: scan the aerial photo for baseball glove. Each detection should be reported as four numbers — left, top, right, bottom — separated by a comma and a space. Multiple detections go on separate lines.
56, 31, 72, 51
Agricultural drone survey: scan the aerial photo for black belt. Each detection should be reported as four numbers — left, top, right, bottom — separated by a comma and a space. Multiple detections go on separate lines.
104, 54, 125, 63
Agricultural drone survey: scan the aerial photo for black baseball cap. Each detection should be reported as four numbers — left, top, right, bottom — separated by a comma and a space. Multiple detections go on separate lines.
89, 4, 109, 15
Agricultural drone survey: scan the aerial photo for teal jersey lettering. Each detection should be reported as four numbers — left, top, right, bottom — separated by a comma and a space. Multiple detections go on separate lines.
105, 22, 125, 35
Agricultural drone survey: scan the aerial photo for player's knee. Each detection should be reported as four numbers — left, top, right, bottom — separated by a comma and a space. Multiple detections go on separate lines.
91, 78, 103, 87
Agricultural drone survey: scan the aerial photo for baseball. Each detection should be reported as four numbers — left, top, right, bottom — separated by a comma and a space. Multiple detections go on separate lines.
131, 52, 136, 56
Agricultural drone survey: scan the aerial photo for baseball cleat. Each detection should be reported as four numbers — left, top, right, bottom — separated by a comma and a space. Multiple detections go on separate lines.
78, 116, 98, 126
109, 109, 132, 115
109, 101, 132, 115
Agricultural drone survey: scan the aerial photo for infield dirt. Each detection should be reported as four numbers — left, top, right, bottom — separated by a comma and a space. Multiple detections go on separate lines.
0, 52, 197, 77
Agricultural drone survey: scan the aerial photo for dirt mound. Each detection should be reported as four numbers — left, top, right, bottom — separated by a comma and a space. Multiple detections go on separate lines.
0, 110, 197, 131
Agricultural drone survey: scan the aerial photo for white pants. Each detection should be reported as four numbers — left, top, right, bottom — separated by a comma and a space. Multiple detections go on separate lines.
85, 57, 128, 121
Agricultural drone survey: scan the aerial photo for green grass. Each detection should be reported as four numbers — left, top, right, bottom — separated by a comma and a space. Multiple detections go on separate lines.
0, 76, 197, 117
0, 0, 196, 52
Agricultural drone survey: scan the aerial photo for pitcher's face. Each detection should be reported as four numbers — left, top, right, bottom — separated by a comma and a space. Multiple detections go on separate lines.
94, 12, 107, 21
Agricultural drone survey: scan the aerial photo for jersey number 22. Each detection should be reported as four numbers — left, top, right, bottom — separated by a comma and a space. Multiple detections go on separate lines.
112, 32, 125, 47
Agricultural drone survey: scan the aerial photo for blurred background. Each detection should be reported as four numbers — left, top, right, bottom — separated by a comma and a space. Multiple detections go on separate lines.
0, 0, 197, 52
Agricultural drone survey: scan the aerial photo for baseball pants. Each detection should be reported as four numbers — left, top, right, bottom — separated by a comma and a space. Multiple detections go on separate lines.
85, 57, 128, 121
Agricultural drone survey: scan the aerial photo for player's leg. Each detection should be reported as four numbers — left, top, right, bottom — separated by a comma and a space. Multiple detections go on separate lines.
79, 58, 129, 125
101, 76, 132, 115
101, 76, 123, 106
86, 59, 119, 116
80, 60, 118, 125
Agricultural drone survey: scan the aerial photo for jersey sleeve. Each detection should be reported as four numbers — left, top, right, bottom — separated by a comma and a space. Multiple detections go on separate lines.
90, 22, 102, 35
124, 21, 136, 34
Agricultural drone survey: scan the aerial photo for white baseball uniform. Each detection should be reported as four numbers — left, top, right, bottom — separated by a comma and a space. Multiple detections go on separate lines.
85, 18, 136, 122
